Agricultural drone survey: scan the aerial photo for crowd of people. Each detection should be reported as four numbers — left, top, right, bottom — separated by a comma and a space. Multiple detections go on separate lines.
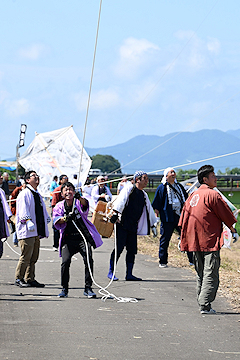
0, 165, 238, 313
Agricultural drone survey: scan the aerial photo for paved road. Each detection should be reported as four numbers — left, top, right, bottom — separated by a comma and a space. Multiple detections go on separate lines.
1, 227, 240, 360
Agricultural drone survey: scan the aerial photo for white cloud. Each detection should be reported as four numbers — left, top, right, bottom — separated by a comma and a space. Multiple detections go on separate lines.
74, 88, 120, 111
18, 44, 47, 60
207, 37, 221, 55
5, 98, 30, 117
114, 37, 160, 78
174, 31, 221, 70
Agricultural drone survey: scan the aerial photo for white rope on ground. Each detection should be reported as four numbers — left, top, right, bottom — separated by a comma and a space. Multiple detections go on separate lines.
102, 0, 219, 148
72, 220, 138, 303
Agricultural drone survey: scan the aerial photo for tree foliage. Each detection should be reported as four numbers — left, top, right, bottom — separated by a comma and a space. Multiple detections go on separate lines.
91, 154, 122, 174
176, 168, 197, 180
218, 167, 240, 175
227, 167, 240, 175
177, 168, 197, 176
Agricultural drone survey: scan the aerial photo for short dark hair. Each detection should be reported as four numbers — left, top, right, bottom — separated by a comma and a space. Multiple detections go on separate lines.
53, 175, 58, 181
24, 170, 36, 183
61, 181, 75, 193
59, 174, 68, 184
197, 165, 214, 184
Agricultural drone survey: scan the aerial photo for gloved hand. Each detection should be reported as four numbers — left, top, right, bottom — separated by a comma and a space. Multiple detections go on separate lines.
232, 232, 239, 243
105, 195, 111, 202
26, 220, 35, 232
110, 213, 119, 224
151, 226, 157, 238
63, 212, 74, 222
74, 192, 81, 200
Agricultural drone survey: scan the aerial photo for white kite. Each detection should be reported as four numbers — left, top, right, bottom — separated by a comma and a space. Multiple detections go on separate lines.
19, 126, 92, 197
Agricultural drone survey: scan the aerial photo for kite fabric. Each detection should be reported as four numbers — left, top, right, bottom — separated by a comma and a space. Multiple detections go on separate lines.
19, 126, 92, 197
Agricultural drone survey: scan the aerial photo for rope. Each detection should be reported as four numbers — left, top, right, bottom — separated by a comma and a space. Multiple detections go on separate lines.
102, 0, 219, 148
107, 89, 240, 175
76, 0, 102, 190
148, 149, 240, 175
72, 220, 138, 303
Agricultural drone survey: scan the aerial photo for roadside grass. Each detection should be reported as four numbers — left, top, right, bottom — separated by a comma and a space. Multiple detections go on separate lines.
137, 224, 240, 312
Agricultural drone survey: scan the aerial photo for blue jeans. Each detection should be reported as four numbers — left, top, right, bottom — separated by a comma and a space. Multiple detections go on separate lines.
13, 232, 18, 245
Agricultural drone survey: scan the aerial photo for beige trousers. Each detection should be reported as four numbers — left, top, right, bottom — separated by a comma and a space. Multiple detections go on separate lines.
15, 236, 40, 282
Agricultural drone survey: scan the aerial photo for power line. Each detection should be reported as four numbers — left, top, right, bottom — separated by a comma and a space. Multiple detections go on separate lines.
102, 0, 219, 149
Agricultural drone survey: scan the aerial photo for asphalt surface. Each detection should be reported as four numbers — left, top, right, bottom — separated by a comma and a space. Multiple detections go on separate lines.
1, 224, 240, 360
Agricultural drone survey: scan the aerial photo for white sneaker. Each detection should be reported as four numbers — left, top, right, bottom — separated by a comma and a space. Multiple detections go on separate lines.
200, 308, 216, 314
159, 264, 168, 268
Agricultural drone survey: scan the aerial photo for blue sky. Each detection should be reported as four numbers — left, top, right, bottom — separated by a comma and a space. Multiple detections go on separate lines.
1, 0, 240, 160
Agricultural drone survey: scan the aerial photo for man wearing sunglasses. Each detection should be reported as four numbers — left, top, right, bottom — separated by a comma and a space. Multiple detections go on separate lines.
15, 171, 50, 288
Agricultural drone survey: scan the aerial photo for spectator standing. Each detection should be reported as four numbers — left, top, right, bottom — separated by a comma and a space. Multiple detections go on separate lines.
91, 176, 112, 207
0, 172, 12, 258
152, 167, 193, 268
1, 172, 10, 200
51, 175, 68, 251
49, 176, 58, 204
10, 183, 26, 246
179, 165, 237, 314
117, 176, 129, 195
15, 171, 50, 288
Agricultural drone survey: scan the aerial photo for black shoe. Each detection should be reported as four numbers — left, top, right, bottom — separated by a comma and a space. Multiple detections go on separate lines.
15, 279, 31, 288
84, 287, 96, 298
125, 274, 142, 281
27, 280, 45, 288
58, 289, 68, 298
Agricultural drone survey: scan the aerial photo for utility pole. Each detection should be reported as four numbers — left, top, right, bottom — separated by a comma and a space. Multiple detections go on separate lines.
16, 124, 27, 181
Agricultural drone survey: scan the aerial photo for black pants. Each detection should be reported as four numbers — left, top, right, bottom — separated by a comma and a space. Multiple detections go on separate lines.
52, 224, 60, 248
110, 224, 137, 266
159, 213, 193, 265
61, 239, 93, 290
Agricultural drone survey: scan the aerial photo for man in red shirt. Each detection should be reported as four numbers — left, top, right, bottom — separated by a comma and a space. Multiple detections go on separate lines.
179, 165, 237, 314
51, 175, 68, 250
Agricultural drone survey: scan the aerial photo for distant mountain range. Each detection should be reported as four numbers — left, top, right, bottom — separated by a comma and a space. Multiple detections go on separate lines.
86, 129, 240, 174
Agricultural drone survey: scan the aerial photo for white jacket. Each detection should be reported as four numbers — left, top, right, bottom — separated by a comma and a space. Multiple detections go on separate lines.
16, 186, 50, 240
113, 183, 157, 235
